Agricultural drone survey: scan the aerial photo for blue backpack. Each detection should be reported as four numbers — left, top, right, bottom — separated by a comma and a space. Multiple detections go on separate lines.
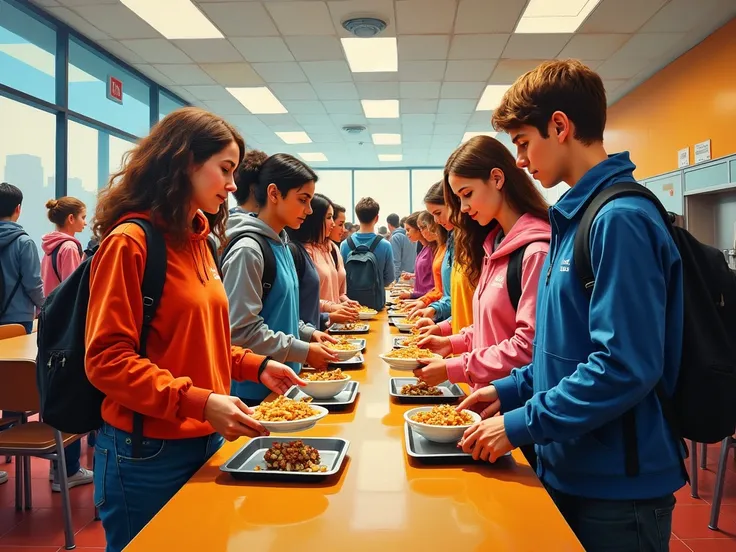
345, 235, 385, 311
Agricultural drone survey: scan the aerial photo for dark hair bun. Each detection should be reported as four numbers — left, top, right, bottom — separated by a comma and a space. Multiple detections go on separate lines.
46, 199, 59, 210
239, 150, 268, 186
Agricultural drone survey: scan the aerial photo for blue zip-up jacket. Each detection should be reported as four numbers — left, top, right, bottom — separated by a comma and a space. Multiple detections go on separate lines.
429, 231, 453, 321
494, 152, 685, 500
0, 221, 44, 324
390, 227, 417, 280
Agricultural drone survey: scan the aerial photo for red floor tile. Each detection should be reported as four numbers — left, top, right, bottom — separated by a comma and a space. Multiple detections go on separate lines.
73, 519, 106, 548
673, 504, 736, 540
690, 469, 736, 505
0, 508, 95, 547
0, 546, 61, 551
1, 480, 95, 510
670, 539, 694, 552
0, 508, 24, 539
682, 539, 736, 551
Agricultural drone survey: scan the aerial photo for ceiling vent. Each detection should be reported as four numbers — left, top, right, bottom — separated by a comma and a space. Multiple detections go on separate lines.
342, 17, 388, 38
342, 124, 367, 134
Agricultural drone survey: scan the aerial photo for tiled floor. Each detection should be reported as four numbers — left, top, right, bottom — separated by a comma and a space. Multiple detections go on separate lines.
0, 441, 734, 550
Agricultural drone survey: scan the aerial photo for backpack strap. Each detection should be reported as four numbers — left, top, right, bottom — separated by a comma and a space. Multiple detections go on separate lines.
221, 232, 276, 303
0, 233, 26, 317
347, 235, 357, 252
287, 242, 306, 281
50, 240, 84, 283
572, 182, 688, 481
125, 218, 167, 458
368, 235, 383, 253
506, 244, 529, 312
330, 242, 339, 268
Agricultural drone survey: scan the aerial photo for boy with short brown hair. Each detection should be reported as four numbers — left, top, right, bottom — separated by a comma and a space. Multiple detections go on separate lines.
458, 59, 685, 551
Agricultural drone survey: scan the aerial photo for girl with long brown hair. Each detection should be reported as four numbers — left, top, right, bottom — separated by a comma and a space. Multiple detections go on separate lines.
85, 107, 303, 551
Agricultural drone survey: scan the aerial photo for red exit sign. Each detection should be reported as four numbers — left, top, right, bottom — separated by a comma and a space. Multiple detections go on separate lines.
107, 75, 123, 104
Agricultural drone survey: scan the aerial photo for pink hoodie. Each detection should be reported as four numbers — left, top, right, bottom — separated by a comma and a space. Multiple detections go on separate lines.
41, 231, 83, 296
445, 214, 550, 391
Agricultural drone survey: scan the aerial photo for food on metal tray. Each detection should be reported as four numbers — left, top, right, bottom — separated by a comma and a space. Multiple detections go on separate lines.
411, 404, 474, 426
401, 381, 443, 396
384, 346, 436, 359
333, 322, 362, 330
252, 395, 318, 422
302, 369, 348, 381
255, 440, 328, 473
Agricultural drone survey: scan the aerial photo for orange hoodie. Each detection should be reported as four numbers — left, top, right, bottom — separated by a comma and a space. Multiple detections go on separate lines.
85, 212, 267, 440
417, 244, 447, 306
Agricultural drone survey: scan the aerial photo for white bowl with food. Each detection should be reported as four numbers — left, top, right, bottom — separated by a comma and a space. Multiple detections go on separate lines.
358, 308, 378, 320
404, 405, 481, 443
379, 348, 442, 370
300, 371, 352, 399
252, 397, 329, 433
393, 318, 417, 332
325, 340, 362, 361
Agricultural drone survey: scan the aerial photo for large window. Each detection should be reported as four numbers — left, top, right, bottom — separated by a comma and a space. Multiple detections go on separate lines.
411, 169, 443, 213
0, 96, 56, 248
0, 0, 56, 103
353, 170, 410, 224
159, 91, 186, 121
68, 37, 150, 137
315, 170, 352, 221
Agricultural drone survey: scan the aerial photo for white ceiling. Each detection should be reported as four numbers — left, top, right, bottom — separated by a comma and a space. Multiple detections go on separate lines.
28, 0, 736, 168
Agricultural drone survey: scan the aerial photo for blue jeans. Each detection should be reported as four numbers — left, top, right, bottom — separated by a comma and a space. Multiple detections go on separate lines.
546, 485, 676, 551
94, 422, 224, 552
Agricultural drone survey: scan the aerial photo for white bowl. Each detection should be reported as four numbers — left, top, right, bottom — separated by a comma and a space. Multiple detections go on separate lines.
358, 309, 378, 320
404, 407, 481, 443
254, 404, 329, 433
300, 374, 352, 399
328, 346, 361, 361
378, 352, 442, 371
394, 320, 416, 332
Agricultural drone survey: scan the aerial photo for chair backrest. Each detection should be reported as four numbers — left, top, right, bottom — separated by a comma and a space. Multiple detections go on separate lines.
0, 359, 40, 412
0, 324, 26, 340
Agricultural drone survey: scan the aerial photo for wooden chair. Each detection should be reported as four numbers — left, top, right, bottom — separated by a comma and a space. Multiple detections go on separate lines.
0, 324, 26, 340
0, 359, 83, 550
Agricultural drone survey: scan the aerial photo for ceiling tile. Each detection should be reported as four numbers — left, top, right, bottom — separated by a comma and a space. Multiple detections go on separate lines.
558, 34, 631, 59
403, 134, 433, 145
434, 123, 467, 134
183, 85, 233, 101
448, 34, 510, 60
444, 60, 496, 82
230, 38, 295, 63
579, 0, 669, 33
49, 0, 117, 5
119, 39, 191, 64
437, 99, 476, 114
435, 113, 471, 125
308, 133, 343, 143
614, 33, 689, 59
300, 61, 353, 83
603, 79, 629, 94
322, 100, 363, 115
467, 111, 493, 125
203, 99, 248, 115
67, 5, 159, 39
294, 114, 333, 126
270, 83, 318, 100
400, 82, 441, 99
330, 113, 368, 126
281, 100, 327, 114
252, 62, 308, 83
45, 7, 109, 40
399, 61, 446, 81
265, 2, 336, 36
398, 35, 450, 61
440, 82, 485, 99
327, 0, 397, 38
284, 36, 343, 62
355, 82, 400, 99
454, 0, 527, 34
153, 64, 217, 85
97, 39, 147, 65
131, 64, 176, 87
256, 114, 300, 127
199, 63, 264, 86
352, 72, 400, 83
596, 55, 653, 79
313, 83, 359, 100
172, 40, 243, 64
502, 34, 573, 59
396, 0, 457, 34
402, 113, 436, 125
640, 0, 736, 33
401, 99, 439, 114
198, 2, 279, 37
30, 0, 61, 6
489, 59, 545, 84
369, 122, 402, 133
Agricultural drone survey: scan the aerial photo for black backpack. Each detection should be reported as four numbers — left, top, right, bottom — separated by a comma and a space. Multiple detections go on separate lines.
49, 240, 84, 283
37, 219, 166, 457
574, 182, 736, 478
507, 241, 550, 311
0, 232, 26, 317
220, 231, 277, 302
345, 235, 385, 311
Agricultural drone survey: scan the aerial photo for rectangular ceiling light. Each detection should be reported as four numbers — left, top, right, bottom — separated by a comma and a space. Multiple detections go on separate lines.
227, 87, 287, 114
299, 152, 328, 162
462, 131, 499, 143
515, 0, 602, 33
121, 0, 223, 39
276, 131, 312, 144
372, 133, 401, 146
361, 99, 399, 119
379, 154, 403, 162
476, 85, 510, 111
341, 37, 398, 73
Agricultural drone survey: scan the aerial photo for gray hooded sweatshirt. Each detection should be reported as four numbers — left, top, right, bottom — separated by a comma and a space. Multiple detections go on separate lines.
0, 221, 44, 323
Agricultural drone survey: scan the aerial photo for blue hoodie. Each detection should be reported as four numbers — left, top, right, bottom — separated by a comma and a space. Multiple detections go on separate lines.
0, 221, 44, 324
494, 152, 685, 500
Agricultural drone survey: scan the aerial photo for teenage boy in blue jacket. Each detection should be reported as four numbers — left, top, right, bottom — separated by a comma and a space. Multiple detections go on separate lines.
457, 59, 685, 551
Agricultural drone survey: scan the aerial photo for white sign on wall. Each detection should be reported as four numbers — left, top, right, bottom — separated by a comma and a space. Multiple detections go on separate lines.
677, 147, 689, 168
694, 139, 712, 164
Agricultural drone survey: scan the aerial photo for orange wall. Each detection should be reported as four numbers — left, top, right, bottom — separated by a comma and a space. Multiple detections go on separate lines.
604, 18, 736, 180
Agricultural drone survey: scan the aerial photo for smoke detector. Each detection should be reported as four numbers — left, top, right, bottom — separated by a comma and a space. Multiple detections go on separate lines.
342, 17, 387, 38
342, 124, 367, 135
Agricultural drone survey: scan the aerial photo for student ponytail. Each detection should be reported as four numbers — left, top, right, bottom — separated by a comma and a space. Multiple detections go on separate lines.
46, 196, 85, 227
